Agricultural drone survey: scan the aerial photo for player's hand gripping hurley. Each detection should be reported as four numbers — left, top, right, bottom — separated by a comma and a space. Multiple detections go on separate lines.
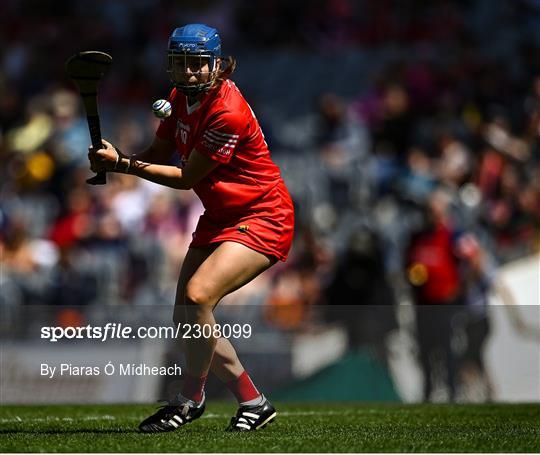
65, 51, 112, 185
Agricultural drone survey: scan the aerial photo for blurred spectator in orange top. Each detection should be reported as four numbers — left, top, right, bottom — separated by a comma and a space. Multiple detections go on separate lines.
265, 227, 334, 330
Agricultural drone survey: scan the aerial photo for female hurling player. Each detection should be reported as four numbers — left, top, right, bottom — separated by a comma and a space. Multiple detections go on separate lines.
88, 24, 294, 432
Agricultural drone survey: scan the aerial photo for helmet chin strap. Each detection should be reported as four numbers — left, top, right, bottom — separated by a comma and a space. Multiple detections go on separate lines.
176, 83, 212, 96
175, 74, 220, 96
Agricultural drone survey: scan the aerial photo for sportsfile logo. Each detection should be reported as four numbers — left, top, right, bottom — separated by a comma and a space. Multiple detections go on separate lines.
40, 323, 252, 342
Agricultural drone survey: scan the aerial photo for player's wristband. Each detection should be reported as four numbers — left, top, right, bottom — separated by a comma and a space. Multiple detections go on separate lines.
113, 147, 121, 170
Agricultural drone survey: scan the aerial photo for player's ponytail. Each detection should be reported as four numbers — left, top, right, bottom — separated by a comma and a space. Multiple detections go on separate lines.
217, 56, 236, 81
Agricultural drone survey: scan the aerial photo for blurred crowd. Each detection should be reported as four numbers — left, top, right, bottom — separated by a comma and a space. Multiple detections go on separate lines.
2, 0, 540, 401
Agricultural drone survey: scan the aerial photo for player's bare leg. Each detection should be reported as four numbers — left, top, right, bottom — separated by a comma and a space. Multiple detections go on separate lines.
182, 241, 274, 377
180, 241, 278, 431
140, 242, 276, 432
172, 245, 256, 382
210, 337, 246, 381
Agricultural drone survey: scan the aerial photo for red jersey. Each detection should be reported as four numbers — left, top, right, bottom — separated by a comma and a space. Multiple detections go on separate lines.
156, 80, 282, 223
407, 222, 461, 304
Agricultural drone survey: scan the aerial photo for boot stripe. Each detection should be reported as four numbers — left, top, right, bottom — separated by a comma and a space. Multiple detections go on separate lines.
255, 411, 277, 430
168, 419, 179, 428
242, 412, 260, 419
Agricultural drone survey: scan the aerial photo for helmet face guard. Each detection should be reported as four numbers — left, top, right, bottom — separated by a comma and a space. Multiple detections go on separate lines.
167, 24, 222, 96
167, 52, 219, 96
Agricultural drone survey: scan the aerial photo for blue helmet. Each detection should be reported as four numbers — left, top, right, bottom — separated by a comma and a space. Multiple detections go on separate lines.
167, 24, 222, 96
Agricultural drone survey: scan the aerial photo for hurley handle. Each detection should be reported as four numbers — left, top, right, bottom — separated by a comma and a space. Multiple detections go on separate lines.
86, 115, 106, 185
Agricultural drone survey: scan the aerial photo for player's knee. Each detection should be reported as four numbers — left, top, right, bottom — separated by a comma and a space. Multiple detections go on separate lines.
185, 280, 215, 308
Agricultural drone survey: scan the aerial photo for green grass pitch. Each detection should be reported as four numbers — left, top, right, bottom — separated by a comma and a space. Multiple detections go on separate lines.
1, 402, 539, 452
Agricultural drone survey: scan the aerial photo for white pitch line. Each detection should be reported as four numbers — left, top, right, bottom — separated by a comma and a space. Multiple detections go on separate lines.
0, 409, 366, 424
0, 415, 117, 424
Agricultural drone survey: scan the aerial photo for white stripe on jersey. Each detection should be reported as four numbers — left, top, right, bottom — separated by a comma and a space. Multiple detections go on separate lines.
203, 134, 237, 148
205, 130, 238, 143
206, 129, 239, 139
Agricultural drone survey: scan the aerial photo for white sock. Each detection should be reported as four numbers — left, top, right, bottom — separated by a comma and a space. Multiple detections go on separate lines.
240, 394, 265, 407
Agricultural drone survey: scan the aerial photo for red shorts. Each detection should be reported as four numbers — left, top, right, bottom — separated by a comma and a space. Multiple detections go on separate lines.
190, 180, 295, 261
